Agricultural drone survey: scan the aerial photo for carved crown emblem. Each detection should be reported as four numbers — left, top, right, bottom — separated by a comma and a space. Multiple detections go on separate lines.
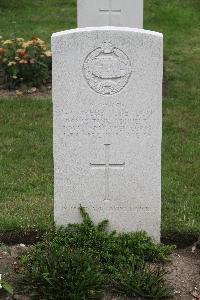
83, 42, 132, 95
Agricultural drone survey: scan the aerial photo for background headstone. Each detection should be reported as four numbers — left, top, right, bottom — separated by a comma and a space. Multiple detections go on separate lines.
52, 27, 163, 241
78, 0, 143, 28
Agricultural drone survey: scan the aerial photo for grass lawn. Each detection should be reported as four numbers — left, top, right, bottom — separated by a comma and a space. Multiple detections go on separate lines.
0, 98, 53, 230
0, 0, 200, 238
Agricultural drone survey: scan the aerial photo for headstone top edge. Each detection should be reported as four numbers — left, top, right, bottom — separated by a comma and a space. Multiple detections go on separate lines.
51, 26, 163, 39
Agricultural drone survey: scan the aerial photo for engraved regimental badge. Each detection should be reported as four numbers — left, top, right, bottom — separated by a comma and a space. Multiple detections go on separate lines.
83, 41, 132, 95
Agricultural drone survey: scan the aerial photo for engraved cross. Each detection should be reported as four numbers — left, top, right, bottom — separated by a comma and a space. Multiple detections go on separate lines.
90, 144, 125, 202
99, 0, 122, 26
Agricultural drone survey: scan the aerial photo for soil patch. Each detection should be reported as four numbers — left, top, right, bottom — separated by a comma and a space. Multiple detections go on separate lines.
165, 247, 200, 300
162, 231, 199, 248
0, 230, 46, 246
0, 229, 199, 249
0, 88, 51, 98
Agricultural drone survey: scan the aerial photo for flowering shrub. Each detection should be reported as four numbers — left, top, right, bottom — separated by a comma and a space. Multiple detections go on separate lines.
0, 36, 51, 89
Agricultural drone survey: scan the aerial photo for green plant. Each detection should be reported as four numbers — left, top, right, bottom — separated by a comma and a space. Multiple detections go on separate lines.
113, 262, 171, 299
0, 36, 51, 89
20, 207, 173, 299
21, 249, 103, 300
0, 274, 13, 295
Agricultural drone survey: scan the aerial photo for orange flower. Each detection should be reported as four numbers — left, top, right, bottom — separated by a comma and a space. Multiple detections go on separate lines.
22, 41, 33, 47
17, 49, 26, 55
31, 36, 38, 41
23, 53, 29, 58
0, 48, 5, 53
19, 59, 28, 64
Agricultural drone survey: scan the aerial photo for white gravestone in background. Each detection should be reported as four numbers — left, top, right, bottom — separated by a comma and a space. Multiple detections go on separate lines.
52, 27, 163, 241
78, 0, 143, 28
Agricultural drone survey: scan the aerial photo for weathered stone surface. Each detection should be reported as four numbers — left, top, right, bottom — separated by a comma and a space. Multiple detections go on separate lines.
78, 0, 143, 28
52, 27, 163, 241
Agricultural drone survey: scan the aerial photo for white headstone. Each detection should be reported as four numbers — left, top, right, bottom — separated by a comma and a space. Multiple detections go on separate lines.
52, 27, 163, 241
78, 0, 143, 28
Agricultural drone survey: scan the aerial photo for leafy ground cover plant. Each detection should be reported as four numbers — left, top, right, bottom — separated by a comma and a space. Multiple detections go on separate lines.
0, 274, 13, 295
0, 36, 51, 89
20, 207, 174, 299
